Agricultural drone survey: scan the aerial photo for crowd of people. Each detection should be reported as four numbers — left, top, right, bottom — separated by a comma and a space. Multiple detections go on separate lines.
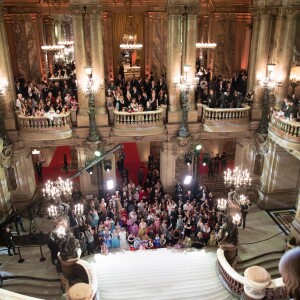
53, 154, 223, 262
196, 68, 250, 109
274, 94, 300, 122
106, 74, 168, 112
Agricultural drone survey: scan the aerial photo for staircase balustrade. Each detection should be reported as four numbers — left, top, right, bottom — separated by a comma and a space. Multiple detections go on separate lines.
16, 112, 72, 140
202, 105, 251, 132
270, 114, 300, 137
268, 114, 300, 151
113, 108, 164, 136
216, 248, 287, 299
17, 111, 72, 130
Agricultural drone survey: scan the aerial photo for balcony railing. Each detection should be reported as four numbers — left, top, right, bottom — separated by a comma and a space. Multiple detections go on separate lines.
17, 111, 72, 141
113, 108, 164, 136
217, 248, 287, 299
269, 114, 300, 151
202, 105, 251, 132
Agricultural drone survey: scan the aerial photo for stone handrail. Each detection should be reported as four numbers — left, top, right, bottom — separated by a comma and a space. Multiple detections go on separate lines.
114, 108, 163, 126
17, 111, 72, 130
202, 105, 250, 132
217, 248, 287, 299
203, 104, 251, 121
270, 114, 300, 138
113, 108, 164, 136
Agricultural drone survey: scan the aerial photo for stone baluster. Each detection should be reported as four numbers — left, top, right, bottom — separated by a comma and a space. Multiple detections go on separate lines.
70, 5, 88, 127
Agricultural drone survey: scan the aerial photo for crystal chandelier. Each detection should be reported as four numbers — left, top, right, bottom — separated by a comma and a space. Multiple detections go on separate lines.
196, 43, 217, 49
43, 178, 73, 200
224, 167, 251, 188
119, 3, 143, 51
217, 198, 227, 211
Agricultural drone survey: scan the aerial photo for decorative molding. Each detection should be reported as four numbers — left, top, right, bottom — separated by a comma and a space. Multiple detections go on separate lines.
0, 138, 13, 169
170, 135, 194, 157
85, 5, 103, 15
166, 4, 198, 16
69, 5, 86, 15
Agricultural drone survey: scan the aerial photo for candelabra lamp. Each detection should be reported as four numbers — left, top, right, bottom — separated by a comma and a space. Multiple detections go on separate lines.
173, 64, 197, 138
82, 66, 101, 143
290, 75, 300, 95
257, 63, 281, 135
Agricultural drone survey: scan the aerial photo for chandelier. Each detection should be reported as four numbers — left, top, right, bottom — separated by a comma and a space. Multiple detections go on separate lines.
196, 43, 217, 49
43, 178, 73, 200
217, 198, 227, 211
119, 7, 143, 51
41, 45, 65, 51
224, 167, 251, 188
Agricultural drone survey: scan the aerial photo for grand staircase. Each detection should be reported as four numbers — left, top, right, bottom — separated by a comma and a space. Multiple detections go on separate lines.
236, 251, 284, 279
84, 248, 236, 300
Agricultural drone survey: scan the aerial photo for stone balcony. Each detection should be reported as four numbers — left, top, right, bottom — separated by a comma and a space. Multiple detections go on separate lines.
202, 104, 251, 132
17, 111, 73, 141
268, 114, 300, 151
112, 108, 165, 136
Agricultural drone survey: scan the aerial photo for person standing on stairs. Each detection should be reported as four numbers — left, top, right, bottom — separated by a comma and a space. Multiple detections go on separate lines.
35, 159, 43, 183
2, 226, 16, 256
137, 167, 144, 187
63, 153, 68, 173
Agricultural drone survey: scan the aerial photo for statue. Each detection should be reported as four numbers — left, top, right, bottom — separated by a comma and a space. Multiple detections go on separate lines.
60, 231, 81, 261
0, 138, 13, 168
279, 247, 300, 300
217, 218, 239, 247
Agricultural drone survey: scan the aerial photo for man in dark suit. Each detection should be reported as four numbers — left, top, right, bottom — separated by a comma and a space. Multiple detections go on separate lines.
240, 203, 249, 229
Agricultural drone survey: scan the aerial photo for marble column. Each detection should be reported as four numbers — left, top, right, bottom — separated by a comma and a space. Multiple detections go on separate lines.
11, 147, 36, 207
257, 141, 300, 210
274, 10, 298, 109
0, 166, 10, 219
89, 6, 108, 126
184, 4, 198, 112
252, 9, 273, 121
160, 142, 176, 192
0, 3, 16, 131
247, 10, 260, 92
70, 5, 88, 127
166, 5, 181, 121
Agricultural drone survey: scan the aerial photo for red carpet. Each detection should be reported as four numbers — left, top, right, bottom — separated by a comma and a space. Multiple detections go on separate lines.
121, 142, 147, 185
36, 146, 79, 184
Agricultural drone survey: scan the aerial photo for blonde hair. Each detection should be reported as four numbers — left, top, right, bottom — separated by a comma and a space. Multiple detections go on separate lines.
279, 247, 300, 300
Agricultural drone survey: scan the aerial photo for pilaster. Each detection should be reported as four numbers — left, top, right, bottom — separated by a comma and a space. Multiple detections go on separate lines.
247, 10, 260, 92
70, 5, 88, 126
273, 8, 298, 109
102, 12, 114, 81
11, 147, 36, 207
88, 5, 108, 126
0, 2, 16, 130
258, 141, 300, 210
290, 190, 300, 242
252, 8, 274, 120
160, 141, 176, 192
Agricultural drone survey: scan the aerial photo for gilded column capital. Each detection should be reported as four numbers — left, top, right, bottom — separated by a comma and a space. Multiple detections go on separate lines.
85, 5, 103, 15
0, 0, 7, 18
166, 4, 198, 16
256, 6, 277, 17
69, 4, 86, 15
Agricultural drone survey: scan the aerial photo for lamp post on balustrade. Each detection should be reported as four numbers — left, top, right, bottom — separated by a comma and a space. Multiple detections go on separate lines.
81, 66, 102, 143
173, 64, 198, 138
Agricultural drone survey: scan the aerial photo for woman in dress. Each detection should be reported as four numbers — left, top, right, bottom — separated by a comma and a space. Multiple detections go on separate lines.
192, 232, 205, 249
119, 227, 128, 249
103, 227, 112, 249
127, 232, 135, 248
138, 218, 147, 238
111, 229, 120, 248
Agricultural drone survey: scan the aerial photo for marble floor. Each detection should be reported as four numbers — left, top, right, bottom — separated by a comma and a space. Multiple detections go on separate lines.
0, 204, 287, 299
